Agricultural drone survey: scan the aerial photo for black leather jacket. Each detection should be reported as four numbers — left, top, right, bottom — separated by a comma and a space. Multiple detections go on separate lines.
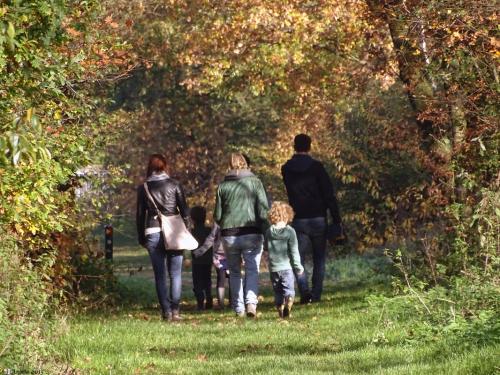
136, 174, 189, 245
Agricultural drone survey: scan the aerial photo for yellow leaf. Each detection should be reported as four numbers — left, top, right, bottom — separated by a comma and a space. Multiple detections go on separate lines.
14, 223, 24, 235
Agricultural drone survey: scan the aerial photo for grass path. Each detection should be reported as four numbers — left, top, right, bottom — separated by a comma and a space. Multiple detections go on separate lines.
55, 247, 498, 374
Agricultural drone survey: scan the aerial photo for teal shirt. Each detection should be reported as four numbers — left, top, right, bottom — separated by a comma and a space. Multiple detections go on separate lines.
265, 225, 304, 273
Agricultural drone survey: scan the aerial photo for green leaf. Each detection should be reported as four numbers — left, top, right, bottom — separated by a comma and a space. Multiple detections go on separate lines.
7, 22, 15, 39
9, 133, 19, 150
39, 147, 52, 161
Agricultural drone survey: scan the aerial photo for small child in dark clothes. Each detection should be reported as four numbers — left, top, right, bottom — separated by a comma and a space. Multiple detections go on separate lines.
190, 206, 213, 310
265, 201, 304, 318
195, 223, 228, 309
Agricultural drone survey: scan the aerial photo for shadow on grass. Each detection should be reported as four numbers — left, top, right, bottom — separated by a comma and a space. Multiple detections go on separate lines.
60, 269, 499, 375
106, 253, 393, 313
83, 248, 397, 322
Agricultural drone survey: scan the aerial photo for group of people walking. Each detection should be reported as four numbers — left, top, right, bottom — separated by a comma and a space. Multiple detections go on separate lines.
136, 134, 342, 321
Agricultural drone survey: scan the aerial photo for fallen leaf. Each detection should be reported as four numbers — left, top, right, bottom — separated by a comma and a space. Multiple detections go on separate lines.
197, 354, 208, 362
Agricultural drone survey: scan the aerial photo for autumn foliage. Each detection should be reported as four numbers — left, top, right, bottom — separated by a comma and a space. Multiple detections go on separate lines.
109, 0, 498, 266
0, 0, 498, 369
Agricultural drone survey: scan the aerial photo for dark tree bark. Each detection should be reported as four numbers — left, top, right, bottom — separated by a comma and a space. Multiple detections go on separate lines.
365, 0, 434, 143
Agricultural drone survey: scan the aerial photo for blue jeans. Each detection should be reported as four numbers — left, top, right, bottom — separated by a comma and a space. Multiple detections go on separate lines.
222, 234, 264, 314
292, 217, 327, 301
145, 232, 183, 314
270, 269, 295, 306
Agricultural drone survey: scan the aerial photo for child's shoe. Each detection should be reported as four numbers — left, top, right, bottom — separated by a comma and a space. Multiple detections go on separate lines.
277, 304, 285, 318
196, 299, 204, 311
205, 297, 213, 310
300, 293, 312, 305
283, 296, 294, 318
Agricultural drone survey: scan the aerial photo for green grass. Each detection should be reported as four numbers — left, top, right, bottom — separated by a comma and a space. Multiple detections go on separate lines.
55, 248, 499, 374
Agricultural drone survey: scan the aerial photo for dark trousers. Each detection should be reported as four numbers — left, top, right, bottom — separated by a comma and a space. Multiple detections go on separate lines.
292, 217, 327, 301
192, 263, 212, 306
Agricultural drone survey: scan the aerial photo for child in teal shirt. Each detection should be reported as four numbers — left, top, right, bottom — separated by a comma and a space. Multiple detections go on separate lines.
265, 201, 304, 318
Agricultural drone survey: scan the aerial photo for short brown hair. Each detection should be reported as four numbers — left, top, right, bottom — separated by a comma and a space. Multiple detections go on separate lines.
268, 201, 294, 225
229, 153, 248, 170
147, 154, 168, 177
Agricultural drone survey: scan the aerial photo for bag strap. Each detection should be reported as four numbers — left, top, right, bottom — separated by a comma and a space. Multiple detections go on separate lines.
143, 182, 162, 218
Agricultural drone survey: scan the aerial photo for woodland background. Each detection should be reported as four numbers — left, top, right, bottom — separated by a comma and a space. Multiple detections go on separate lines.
0, 0, 498, 371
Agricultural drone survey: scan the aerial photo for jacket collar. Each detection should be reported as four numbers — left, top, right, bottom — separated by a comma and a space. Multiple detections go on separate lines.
284, 154, 315, 172
147, 172, 169, 182
224, 169, 255, 181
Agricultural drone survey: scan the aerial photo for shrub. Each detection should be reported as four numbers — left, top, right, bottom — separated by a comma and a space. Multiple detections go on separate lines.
0, 234, 56, 370
368, 249, 500, 346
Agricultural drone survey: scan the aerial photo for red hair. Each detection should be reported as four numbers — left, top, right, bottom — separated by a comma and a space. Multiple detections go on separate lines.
147, 154, 168, 177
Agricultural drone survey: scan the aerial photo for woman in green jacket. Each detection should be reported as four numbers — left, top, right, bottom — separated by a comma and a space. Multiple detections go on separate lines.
214, 153, 269, 317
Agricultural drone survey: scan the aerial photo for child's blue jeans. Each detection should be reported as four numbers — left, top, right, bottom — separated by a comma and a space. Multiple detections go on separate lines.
270, 269, 295, 306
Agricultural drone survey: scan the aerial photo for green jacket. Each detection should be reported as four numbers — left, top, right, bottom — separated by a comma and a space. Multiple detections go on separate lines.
214, 169, 269, 232
265, 225, 304, 273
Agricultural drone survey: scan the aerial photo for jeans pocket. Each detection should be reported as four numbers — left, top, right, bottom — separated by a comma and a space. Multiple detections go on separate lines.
145, 233, 160, 250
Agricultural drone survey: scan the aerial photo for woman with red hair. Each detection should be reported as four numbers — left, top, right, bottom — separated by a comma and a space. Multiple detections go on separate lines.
136, 154, 190, 321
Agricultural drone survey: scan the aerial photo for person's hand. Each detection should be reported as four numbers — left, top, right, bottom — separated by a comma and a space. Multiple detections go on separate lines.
296, 270, 304, 276
328, 223, 346, 246
193, 248, 203, 258
329, 233, 347, 246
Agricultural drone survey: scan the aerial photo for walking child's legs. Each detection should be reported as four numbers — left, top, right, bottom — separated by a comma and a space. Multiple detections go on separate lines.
202, 264, 213, 308
192, 264, 205, 309
281, 269, 296, 318
281, 269, 296, 300
270, 272, 285, 306
271, 270, 295, 318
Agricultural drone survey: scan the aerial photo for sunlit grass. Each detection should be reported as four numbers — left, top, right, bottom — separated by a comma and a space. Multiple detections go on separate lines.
55, 249, 499, 374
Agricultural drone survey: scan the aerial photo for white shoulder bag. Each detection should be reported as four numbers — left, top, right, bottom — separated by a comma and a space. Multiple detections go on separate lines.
143, 182, 198, 251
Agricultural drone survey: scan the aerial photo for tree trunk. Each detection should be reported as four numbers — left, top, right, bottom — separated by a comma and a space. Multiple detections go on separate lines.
365, 0, 434, 143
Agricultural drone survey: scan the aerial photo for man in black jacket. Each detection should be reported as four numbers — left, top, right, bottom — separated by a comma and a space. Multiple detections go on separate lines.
281, 134, 341, 303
